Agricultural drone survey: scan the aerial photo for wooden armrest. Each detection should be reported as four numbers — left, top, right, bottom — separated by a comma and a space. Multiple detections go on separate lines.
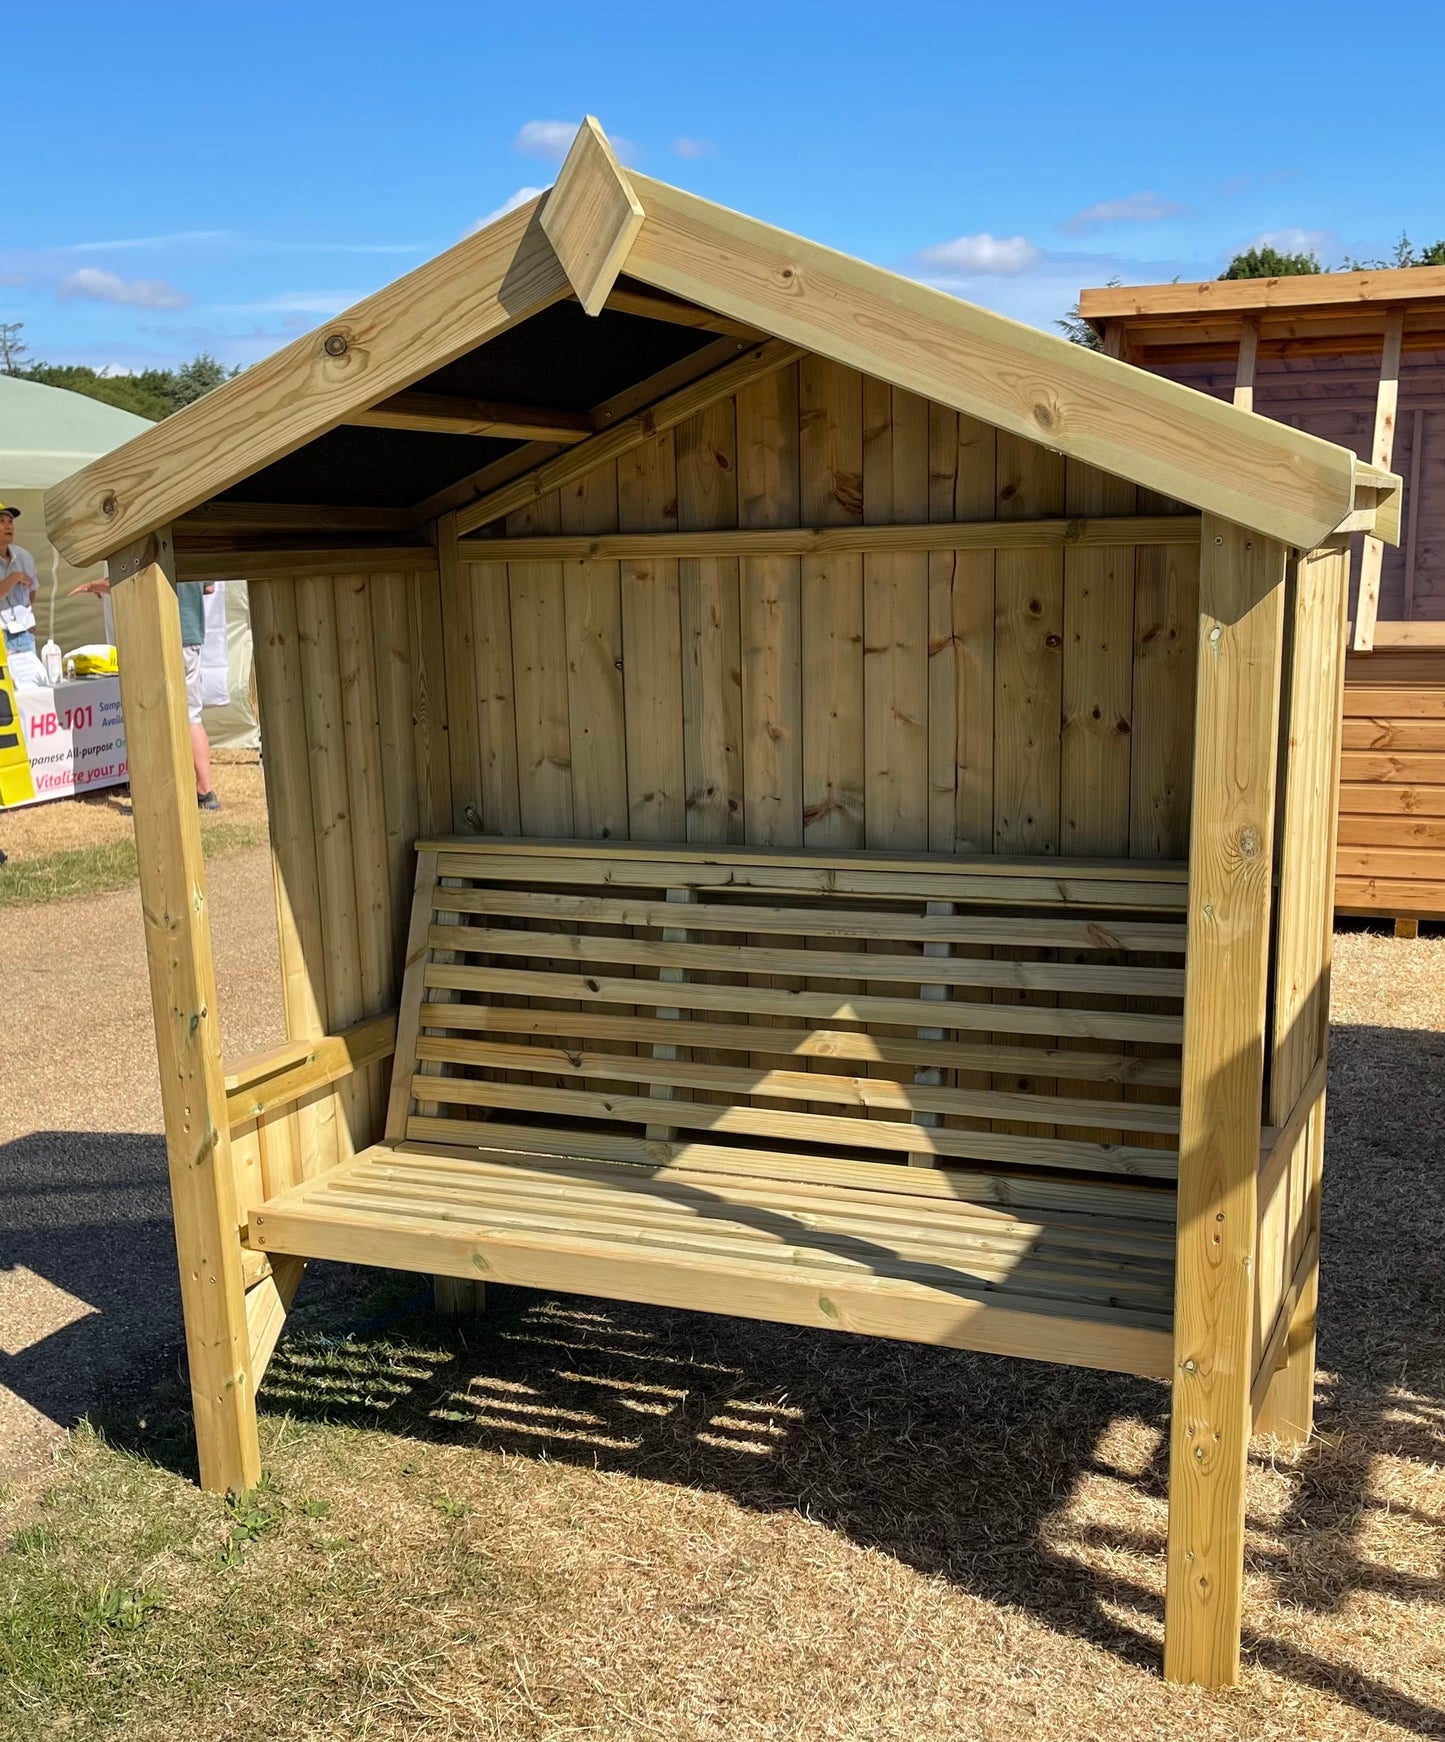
225, 1010, 398, 1133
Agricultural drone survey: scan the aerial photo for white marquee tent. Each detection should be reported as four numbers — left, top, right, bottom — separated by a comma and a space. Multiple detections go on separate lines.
1, 372, 257, 748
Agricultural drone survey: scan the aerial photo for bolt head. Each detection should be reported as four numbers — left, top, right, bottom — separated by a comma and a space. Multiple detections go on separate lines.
323, 333, 349, 358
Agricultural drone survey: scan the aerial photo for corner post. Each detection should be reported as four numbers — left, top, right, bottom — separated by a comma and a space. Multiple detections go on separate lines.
111, 528, 261, 1494
1164, 516, 1288, 1686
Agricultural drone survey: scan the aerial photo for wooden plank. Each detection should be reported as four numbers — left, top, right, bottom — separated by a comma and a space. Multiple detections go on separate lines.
1341, 716, 1445, 750
603, 281, 763, 340
177, 546, 436, 581
384, 851, 442, 1141
1353, 308, 1406, 651
1337, 814, 1445, 847
433, 514, 481, 831
425, 960, 1180, 1043
1257, 1054, 1328, 1211
1341, 685, 1445, 716
109, 530, 259, 1494
426, 921, 1184, 995
430, 884, 1186, 950
417, 1004, 1182, 1086
1164, 516, 1287, 1689
863, 379, 930, 850
1403, 408, 1425, 620
248, 579, 327, 1188
1080, 265, 1445, 320
408, 565, 452, 835
458, 516, 1199, 562
47, 194, 571, 566
506, 491, 574, 835
454, 338, 804, 536
471, 560, 521, 833
624, 172, 1378, 550
369, 575, 423, 970
618, 431, 686, 838
676, 397, 744, 842
560, 461, 628, 839
800, 357, 865, 847
1250, 1229, 1320, 1419
226, 1011, 399, 1132
347, 392, 591, 440
1334, 876, 1445, 917
1334, 844, 1445, 880
1339, 749, 1445, 783
334, 572, 394, 1133
645, 886, 697, 1140
1131, 539, 1200, 857
175, 501, 413, 540
245, 1254, 305, 1390
1232, 317, 1259, 413
251, 1190, 1173, 1380
1338, 781, 1445, 814
738, 364, 804, 843
294, 575, 368, 1158
541, 116, 645, 316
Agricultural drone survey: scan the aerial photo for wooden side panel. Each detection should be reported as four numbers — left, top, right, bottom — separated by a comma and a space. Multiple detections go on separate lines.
619, 432, 686, 839
507, 491, 575, 836
561, 463, 629, 839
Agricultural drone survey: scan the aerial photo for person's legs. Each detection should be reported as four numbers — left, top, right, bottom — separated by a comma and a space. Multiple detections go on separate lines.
182, 645, 217, 805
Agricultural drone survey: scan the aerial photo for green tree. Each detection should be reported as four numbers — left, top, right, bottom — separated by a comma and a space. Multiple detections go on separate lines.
0, 321, 29, 373
1056, 276, 1119, 350
1, 325, 240, 417
1220, 245, 1322, 280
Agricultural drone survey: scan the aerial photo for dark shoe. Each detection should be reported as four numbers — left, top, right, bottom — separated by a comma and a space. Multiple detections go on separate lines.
197, 790, 221, 811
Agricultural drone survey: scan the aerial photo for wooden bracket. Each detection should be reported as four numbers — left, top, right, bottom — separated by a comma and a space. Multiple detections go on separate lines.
542, 117, 645, 316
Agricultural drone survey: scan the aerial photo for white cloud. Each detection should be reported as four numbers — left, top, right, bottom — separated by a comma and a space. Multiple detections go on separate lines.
222, 291, 361, 315
1247, 227, 1333, 255
515, 119, 578, 161
916, 233, 1043, 276
57, 267, 190, 309
1059, 193, 1188, 236
672, 136, 716, 159
469, 187, 548, 234
513, 118, 639, 165
63, 230, 228, 252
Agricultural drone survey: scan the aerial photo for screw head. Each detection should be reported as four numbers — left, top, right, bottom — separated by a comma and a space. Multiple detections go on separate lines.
323, 332, 349, 358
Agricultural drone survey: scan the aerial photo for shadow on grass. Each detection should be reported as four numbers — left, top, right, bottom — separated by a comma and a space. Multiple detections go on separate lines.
24, 1022, 1445, 1730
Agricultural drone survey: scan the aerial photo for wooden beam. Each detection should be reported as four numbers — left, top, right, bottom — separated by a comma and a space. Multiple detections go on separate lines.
458, 516, 1199, 562
1353, 308, 1406, 651
245, 1253, 305, 1389
110, 527, 260, 1495
452, 338, 805, 536
1232, 316, 1259, 413
1080, 264, 1445, 321
541, 116, 645, 316
45, 194, 571, 567
624, 174, 1381, 550
176, 545, 437, 581
1403, 408, 1424, 621
411, 332, 749, 529
224, 1010, 399, 1133
346, 392, 592, 441
604, 281, 763, 340
1164, 516, 1288, 1688
1256, 1053, 1328, 1208
1250, 1229, 1321, 1420
175, 502, 414, 540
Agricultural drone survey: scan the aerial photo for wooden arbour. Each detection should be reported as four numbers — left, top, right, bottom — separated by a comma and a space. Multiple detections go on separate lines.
46, 121, 1396, 1690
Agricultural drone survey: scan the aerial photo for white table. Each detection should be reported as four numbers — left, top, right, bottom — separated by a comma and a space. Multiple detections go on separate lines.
10, 675, 128, 806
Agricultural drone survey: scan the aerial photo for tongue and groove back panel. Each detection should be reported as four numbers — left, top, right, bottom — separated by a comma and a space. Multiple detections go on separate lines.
244, 356, 1202, 1194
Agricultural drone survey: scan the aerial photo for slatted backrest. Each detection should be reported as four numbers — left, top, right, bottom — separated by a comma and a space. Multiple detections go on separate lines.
386, 840, 1187, 1195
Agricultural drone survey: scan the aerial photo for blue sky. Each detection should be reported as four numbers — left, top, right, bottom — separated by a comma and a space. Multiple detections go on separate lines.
8, 0, 1445, 372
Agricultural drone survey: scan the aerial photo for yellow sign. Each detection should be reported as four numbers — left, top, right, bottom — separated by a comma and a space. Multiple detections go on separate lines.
0, 646, 37, 807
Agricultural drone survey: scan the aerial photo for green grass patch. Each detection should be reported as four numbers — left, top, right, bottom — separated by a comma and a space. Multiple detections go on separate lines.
0, 821, 264, 910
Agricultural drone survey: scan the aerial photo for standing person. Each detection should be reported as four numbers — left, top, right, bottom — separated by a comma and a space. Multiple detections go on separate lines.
0, 503, 42, 684
69, 571, 221, 809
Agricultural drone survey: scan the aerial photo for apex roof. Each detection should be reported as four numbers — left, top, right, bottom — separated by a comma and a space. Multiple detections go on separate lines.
46, 120, 1399, 566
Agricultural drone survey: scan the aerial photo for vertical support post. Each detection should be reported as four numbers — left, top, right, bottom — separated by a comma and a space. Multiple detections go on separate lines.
1353, 307, 1404, 651
110, 529, 261, 1495
1164, 516, 1288, 1687
1402, 408, 1424, 622
1232, 316, 1259, 413
909, 900, 955, 1167
1255, 540, 1349, 1441
646, 886, 698, 1141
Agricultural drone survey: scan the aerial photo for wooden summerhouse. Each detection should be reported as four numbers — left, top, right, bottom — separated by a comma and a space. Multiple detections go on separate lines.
1081, 269, 1445, 924
45, 122, 1401, 1688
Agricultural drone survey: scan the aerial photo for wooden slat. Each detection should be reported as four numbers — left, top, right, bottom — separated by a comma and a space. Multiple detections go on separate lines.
471, 559, 521, 833
1353, 308, 1405, 652
459, 515, 1199, 562
424, 920, 1185, 996
411, 1034, 1179, 1133
1340, 716, 1445, 750
177, 545, 436, 581
619, 429, 686, 838
385, 852, 441, 1141
369, 574, 424, 972
1165, 516, 1287, 1689
560, 461, 628, 839
603, 281, 763, 339
226, 1011, 399, 1132
507, 491, 575, 835
1250, 1229, 1321, 1419
110, 530, 259, 1494
416, 1003, 1182, 1085
428, 884, 1186, 950
408, 565, 452, 835
423, 960, 1180, 1043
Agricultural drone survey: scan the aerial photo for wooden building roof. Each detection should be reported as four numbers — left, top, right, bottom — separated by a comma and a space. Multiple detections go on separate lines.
46, 121, 1400, 568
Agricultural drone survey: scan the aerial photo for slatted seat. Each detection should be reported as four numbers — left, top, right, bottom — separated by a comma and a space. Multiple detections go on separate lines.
248, 840, 1185, 1377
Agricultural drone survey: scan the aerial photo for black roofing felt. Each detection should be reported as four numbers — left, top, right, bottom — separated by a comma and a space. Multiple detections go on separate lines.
215, 302, 721, 508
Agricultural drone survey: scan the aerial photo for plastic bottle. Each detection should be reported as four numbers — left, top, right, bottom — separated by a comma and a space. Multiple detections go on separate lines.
41, 639, 62, 685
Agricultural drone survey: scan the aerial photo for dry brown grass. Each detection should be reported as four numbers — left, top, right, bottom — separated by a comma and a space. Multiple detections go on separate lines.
2, 926, 1443, 1740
